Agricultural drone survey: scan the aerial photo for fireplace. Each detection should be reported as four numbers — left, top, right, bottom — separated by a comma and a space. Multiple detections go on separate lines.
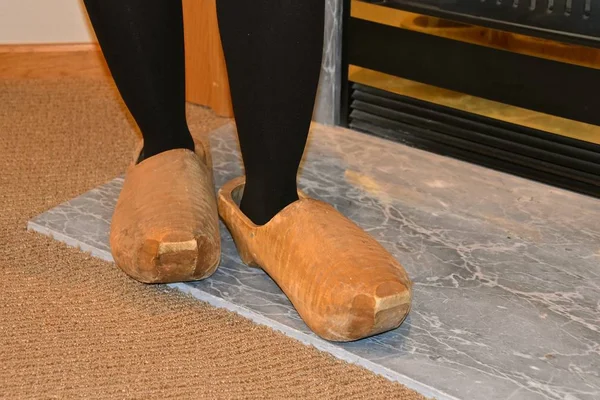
341, 0, 600, 197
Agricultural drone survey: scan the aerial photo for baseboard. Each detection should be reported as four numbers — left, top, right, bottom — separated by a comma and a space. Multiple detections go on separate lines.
0, 43, 99, 53
0, 43, 108, 79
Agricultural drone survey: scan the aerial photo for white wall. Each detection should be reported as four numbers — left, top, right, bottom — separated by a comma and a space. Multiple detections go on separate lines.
0, 0, 95, 44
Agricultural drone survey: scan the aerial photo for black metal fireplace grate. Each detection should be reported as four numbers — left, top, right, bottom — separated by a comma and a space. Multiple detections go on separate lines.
348, 83, 600, 197
342, 0, 600, 198
377, 0, 600, 47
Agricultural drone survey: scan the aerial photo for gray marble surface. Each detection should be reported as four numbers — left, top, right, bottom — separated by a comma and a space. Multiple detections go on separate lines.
314, 0, 343, 125
28, 123, 600, 400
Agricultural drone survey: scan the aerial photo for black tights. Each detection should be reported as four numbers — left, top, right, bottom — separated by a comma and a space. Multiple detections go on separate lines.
83, 0, 324, 225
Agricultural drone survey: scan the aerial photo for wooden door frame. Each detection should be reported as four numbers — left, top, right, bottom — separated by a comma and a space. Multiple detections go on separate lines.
183, 0, 233, 117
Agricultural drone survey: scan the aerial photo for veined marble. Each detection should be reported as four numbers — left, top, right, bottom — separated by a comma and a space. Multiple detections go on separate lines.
29, 123, 600, 400
314, 0, 343, 125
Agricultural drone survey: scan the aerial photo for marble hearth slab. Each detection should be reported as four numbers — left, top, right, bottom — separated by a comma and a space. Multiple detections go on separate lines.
28, 123, 600, 400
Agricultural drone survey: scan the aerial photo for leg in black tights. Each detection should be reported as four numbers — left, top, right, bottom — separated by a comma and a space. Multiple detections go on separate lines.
86, 0, 325, 224
217, 0, 325, 225
83, 0, 193, 161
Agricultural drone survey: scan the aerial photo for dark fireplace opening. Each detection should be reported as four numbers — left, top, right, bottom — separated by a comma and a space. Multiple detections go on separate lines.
341, 0, 600, 197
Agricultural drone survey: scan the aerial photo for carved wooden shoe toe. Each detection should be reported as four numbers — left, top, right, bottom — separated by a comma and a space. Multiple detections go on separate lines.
217, 177, 412, 341
110, 142, 220, 284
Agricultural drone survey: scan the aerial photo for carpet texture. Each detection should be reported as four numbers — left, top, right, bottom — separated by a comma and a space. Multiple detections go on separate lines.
0, 77, 426, 399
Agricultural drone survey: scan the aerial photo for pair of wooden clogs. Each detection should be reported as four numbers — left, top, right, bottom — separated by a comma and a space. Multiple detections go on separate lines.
110, 140, 412, 342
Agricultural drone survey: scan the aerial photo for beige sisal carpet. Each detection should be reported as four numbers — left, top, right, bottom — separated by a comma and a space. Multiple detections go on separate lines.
0, 77, 426, 399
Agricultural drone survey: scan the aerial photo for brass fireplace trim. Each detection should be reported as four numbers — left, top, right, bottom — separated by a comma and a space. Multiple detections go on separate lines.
349, 65, 600, 145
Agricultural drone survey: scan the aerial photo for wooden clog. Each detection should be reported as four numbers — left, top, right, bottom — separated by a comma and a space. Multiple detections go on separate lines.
217, 177, 412, 341
110, 140, 220, 283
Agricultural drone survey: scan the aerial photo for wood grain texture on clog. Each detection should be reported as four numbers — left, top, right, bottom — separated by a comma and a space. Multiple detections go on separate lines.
110, 141, 220, 284
218, 177, 412, 341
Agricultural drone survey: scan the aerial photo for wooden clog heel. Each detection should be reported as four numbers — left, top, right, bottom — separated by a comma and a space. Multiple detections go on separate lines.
218, 177, 412, 341
110, 139, 220, 283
